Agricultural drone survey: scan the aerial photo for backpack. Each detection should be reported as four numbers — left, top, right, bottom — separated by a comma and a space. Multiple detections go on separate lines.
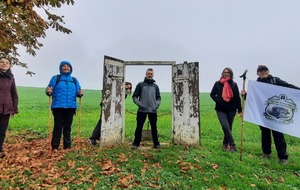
56, 74, 77, 86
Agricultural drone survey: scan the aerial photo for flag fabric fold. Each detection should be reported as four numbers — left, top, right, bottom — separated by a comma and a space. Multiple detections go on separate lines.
244, 80, 300, 138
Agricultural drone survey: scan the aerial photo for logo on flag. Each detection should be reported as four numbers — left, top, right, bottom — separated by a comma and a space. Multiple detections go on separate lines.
264, 94, 297, 125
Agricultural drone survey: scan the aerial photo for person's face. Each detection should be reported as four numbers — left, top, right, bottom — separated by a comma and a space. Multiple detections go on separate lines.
61, 64, 71, 73
222, 69, 231, 79
257, 70, 269, 79
146, 70, 154, 79
0, 58, 11, 72
125, 84, 132, 95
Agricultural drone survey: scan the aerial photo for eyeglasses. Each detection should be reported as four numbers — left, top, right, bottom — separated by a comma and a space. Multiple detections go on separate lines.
223, 72, 230, 74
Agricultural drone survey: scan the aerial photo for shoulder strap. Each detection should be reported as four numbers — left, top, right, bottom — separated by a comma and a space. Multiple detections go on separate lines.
72, 77, 76, 84
56, 74, 61, 85
56, 74, 76, 85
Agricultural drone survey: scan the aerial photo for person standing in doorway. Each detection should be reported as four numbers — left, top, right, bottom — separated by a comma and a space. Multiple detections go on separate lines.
210, 67, 242, 152
46, 61, 83, 150
0, 57, 18, 158
88, 82, 132, 146
131, 68, 161, 149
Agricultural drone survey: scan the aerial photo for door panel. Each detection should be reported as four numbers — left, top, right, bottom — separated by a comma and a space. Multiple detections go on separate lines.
100, 56, 125, 146
172, 62, 200, 146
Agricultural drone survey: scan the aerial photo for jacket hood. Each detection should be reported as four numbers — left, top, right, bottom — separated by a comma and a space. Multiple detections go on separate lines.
59, 61, 73, 75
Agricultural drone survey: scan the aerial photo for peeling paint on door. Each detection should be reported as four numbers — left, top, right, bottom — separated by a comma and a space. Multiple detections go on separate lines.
100, 56, 125, 146
173, 62, 200, 146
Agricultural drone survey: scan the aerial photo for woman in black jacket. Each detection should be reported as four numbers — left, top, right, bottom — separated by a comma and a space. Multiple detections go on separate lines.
210, 67, 242, 152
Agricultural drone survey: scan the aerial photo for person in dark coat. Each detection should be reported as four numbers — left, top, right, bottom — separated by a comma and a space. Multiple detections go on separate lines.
46, 61, 83, 150
0, 57, 18, 158
88, 82, 132, 146
131, 68, 161, 149
210, 67, 242, 152
242, 65, 300, 164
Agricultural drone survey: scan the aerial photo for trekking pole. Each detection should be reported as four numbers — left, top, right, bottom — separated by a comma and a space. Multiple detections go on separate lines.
77, 97, 82, 151
239, 69, 248, 161
48, 96, 53, 155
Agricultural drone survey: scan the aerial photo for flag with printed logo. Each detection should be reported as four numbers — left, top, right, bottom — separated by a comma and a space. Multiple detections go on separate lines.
244, 80, 300, 138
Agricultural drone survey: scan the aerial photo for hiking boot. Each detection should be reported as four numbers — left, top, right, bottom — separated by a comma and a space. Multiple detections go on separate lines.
222, 144, 229, 151
229, 145, 237, 153
0, 152, 5, 158
131, 145, 139, 149
260, 153, 271, 159
154, 145, 161, 149
88, 138, 97, 146
279, 159, 288, 165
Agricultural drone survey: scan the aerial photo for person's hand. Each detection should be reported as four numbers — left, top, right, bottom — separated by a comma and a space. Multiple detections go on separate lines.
46, 87, 53, 96
241, 90, 247, 96
77, 89, 84, 98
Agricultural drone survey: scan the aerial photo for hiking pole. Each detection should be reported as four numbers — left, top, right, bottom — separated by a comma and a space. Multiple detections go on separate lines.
48, 96, 53, 155
77, 97, 82, 152
239, 69, 248, 161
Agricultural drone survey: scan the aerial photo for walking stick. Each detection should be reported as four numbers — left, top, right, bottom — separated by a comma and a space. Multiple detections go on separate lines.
239, 69, 248, 161
48, 96, 53, 155
77, 97, 82, 151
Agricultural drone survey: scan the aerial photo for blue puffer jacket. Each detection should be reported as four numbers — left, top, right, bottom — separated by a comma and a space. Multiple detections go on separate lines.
47, 61, 81, 109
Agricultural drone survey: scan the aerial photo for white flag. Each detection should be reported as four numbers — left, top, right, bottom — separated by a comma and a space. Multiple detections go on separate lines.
244, 80, 300, 138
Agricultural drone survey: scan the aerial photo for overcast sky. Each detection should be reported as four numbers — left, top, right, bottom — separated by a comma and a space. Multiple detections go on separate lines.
13, 0, 300, 92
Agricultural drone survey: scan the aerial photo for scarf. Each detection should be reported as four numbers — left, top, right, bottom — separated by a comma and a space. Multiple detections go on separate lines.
0, 69, 13, 78
220, 77, 233, 102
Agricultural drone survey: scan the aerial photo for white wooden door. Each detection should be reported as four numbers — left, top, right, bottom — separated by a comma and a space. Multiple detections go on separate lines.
100, 56, 125, 146
172, 62, 200, 146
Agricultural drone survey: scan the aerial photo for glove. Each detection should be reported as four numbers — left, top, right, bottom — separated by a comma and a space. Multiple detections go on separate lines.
77, 93, 83, 98
46, 92, 52, 97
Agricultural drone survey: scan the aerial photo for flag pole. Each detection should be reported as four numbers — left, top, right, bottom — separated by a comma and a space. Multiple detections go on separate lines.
239, 69, 248, 161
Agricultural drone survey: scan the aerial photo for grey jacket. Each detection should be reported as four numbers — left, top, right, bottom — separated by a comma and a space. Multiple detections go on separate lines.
133, 78, 161, 113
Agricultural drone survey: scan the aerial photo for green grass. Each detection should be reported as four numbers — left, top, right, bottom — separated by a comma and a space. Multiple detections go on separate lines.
4, 86, 300, 189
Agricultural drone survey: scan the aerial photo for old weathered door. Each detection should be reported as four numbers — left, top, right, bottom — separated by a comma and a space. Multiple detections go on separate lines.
100, 55, 125, 146
172, 62, 200, 146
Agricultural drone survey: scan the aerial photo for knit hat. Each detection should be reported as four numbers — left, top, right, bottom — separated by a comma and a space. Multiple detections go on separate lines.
257, 65, 269, 72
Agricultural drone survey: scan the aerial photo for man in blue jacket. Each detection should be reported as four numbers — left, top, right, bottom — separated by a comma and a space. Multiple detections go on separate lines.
131, 68, 161, 149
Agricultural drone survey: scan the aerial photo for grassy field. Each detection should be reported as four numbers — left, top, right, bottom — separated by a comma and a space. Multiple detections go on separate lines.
2, 86, 300, 189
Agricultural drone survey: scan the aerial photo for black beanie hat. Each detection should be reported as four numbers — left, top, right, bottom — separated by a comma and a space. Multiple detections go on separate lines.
257, 65, 269, 72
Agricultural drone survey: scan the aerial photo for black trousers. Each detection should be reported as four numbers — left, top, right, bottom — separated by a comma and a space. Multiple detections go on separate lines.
260, 126, 288, 159
52, 108, 75, 149
90, 118, 102, 140
0, 114, 10, 152
133, 112, 159, 147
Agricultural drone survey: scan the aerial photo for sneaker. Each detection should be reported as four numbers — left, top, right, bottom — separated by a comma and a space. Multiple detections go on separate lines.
279, 159, 288, 165
0, 152, 5, 158
88, 138, 97, 146
229, 145, 237, 153
131, 145, 139, 149
260, 153, 271, 159
154, 145, 161, 149
222, 144, 229, 151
